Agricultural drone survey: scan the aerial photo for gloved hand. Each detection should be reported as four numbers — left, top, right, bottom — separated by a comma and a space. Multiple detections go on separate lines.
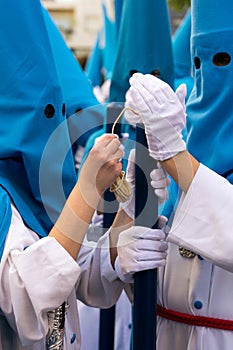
124, 88, 143, 128
125, 73, 187, 161
150, 163, 170, 204
120, 149, 135, 219
115, 216, 168, 283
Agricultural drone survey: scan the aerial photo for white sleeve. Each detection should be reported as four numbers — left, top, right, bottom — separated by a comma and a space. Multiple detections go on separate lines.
0, 205, 80, 346
168, 163, 233, 272
76, 228, 126, 308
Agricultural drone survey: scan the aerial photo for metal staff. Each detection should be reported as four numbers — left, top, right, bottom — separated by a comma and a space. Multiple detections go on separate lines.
133, 123, 158, 350
98, 102, 123, 350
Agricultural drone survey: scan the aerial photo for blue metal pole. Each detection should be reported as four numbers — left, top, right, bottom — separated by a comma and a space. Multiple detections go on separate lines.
133, 124, 158, 350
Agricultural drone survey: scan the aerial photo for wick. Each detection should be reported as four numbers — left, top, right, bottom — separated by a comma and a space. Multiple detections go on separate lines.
111, 107, 141, 134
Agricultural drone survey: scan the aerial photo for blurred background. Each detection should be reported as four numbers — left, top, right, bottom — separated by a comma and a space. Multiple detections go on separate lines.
42, 0, 190, 69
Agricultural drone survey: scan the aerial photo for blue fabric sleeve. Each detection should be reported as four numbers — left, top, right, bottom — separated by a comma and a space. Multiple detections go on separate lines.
0, 186, 12, 260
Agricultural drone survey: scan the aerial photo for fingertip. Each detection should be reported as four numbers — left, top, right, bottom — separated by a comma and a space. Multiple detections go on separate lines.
128, 148, 135, 161
150, 169, 156, 177
96, 133, 110, 143
158, 215, 168, 229
129, 85, 139, 94
103, 132, 114, 137
177, 83, 187, 92
130, 72, 143, 83
176, 83, 187, 100
121, 132, 129, 140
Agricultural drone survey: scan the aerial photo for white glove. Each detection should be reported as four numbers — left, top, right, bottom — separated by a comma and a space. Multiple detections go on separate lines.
120, 149, 135, 219
115, 216, 168, 283
125, 73, 187, 161
150, 163, 170, 204
93, 79, 111, 104
124, 88, 143, 128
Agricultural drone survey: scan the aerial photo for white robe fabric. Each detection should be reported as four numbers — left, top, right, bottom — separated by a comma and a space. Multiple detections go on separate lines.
157, 164, 233, 349
77, 290, 132, 350
0, 205, 125, 350
77, 212, 132, 350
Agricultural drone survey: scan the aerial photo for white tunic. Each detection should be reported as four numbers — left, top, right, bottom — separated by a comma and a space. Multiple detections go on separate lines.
0, 205, 124, 350
77, 290, 132, 350
157, 164, 233, 349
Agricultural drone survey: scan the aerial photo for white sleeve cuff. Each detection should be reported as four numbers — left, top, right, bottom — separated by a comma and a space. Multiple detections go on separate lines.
168, 163, 233, 272
114, 257, 133, 284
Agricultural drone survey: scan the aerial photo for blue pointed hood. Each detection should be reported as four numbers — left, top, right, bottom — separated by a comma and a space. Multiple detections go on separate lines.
114, 0, 124, 38
173, 9, 191, 79
43, 7, 99, 116
109, 0, 174, 102
0, 0, 77, 244
85, 31, 103, 87
173, 9, 193, 99
43, 6, 103, 148
0, 187, 12, 259
186, 0, 233, 183
85, 2, 117, 85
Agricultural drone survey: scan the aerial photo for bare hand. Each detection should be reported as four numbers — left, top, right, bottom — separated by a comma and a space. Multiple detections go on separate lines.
78, 134, 123, 204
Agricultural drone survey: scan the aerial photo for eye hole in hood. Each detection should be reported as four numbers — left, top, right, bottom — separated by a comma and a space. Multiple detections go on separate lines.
194, 56, 201, 69
213, 52, 231, 66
